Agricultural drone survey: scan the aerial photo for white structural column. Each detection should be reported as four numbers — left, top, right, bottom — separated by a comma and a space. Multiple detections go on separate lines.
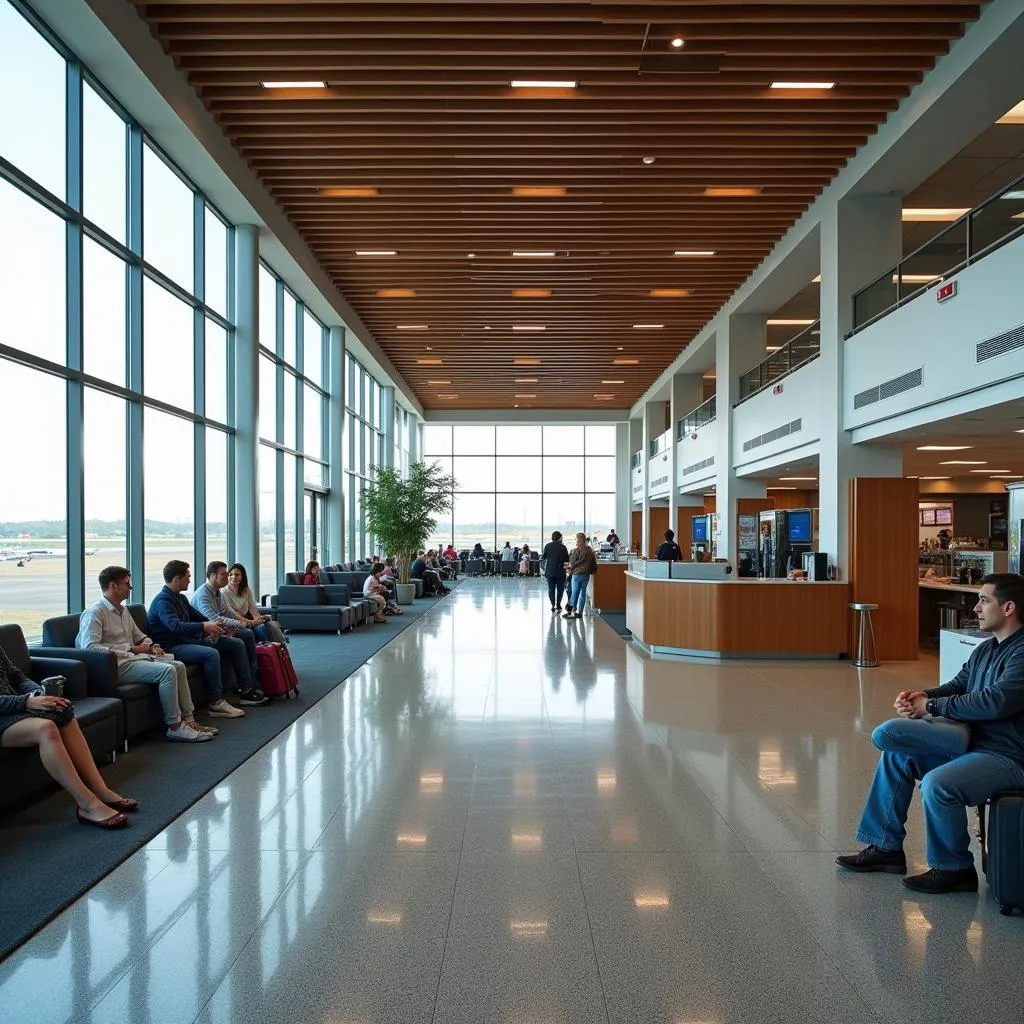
714, 316, 769, 563
410, 418, 421, 464
232, 224, 260, 592
628, 417, 644, 551
380, 385, 396, 469
669, 373, 706, 532
615, 421, 631, 548
818, 197, 903, 570
641, 401, 667, 554
326, 325, 346, 564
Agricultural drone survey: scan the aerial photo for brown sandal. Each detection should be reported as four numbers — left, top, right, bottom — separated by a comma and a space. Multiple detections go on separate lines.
105, 797, 140, 814
76, 807, 130, 830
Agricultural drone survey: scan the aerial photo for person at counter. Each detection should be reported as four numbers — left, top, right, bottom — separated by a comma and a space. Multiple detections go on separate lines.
837, 572, 1024, 895
606, 530, 620, 546
655, 529, 682, 562
922, 566, 941, 581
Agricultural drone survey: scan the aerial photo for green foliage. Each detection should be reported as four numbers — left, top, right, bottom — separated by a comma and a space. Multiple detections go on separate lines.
362, 461, 456, 583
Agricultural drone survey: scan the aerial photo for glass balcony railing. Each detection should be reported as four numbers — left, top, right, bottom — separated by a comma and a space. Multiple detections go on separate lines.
631, 450, 642, 470
851, 173, 1024, 333
677, 395, 717, 439
648, 428, 672, 459
737, 320, 820, 403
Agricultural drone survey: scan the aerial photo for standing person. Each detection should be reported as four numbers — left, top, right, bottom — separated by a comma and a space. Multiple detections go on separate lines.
302, 561, 321, 585
519, 544, 532, 576
224, 563, 288, 644
606, 529, 620, 546
656, 529, 683, 561
542, 531, 571, 613
0, 645, 136, 829
836, 574, 1024, 894
77, 566, 214, 743
564, 532, 598, 620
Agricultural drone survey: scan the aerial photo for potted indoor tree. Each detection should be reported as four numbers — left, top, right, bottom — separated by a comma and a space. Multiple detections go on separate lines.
362, 461, 456, 604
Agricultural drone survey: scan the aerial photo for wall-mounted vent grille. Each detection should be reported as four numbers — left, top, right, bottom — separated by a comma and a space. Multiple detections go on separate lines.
742, 419, 802, 453
853, 367, 923, 410
683, 455, 715, 476
977, 324, 1024, 364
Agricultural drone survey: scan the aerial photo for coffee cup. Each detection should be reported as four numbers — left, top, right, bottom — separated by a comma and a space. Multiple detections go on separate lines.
41, 676, 65, 698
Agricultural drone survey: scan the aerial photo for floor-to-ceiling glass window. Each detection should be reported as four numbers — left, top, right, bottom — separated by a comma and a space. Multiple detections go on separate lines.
343, 353, 386, 560
421, 425, 618, 552
257, 264, 328, 590
0, 0, 234, 638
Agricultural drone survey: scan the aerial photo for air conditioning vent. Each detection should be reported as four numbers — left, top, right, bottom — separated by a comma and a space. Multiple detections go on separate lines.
742, 418, 802, 453
853, 367, 923, 410
977, 323, 1024, 363
682, 455, 715, 476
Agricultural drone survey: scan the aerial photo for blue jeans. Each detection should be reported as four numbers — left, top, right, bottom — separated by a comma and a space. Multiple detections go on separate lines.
230, 627, 258, 682
856, 717, 1024, 870
546, 574, 566, 608
568, 574, 589, 613
168, 644, 224, 703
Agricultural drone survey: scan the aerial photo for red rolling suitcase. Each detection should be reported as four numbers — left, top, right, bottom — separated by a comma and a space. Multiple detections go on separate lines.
256, 642, 300, 699
978, 790, 1024, 916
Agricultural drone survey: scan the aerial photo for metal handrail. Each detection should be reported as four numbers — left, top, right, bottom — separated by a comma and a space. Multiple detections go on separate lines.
677, 395, 717, 439
736, 320, 820, 404
850, 171, 1024, 335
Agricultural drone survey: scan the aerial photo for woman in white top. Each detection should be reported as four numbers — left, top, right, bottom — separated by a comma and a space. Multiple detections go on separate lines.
225, 563, 288, 643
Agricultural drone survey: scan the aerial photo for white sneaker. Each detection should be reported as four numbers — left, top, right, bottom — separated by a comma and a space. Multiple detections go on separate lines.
208, 699, 245, 719
167, 722, 213, 743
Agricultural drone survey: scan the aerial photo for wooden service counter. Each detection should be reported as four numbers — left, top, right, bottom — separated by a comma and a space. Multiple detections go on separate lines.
591, 560, 627, 611
625, 572, 851, 659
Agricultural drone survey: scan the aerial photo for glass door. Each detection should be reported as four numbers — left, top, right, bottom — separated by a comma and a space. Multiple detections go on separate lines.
304, 489, 327, 563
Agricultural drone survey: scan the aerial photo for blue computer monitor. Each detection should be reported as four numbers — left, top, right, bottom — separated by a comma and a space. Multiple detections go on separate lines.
691, 517, 708, 543
787, 509, 811, 544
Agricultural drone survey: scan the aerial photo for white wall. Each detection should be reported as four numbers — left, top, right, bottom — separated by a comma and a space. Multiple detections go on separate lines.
732, 358, 823, 470
631, 463, 644, 504
676, 421, 718, 493
647, 451, 671, 499
845, 232, 1024, 430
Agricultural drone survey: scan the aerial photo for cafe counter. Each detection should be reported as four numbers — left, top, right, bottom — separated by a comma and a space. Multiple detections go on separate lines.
625, 571, 851, 659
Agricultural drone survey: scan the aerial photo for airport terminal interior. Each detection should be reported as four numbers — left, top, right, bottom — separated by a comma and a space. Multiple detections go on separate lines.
2, 1, 1024, 1021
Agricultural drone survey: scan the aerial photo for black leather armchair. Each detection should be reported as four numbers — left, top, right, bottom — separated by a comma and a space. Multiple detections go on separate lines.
0, 624, 122, 811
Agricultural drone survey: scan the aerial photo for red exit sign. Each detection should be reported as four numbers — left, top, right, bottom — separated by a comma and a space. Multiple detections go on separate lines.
936, 280, 957, 303
772, 383, 784, 395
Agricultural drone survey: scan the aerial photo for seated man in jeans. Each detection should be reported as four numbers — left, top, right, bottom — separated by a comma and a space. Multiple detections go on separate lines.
148, 559, 267, 718
192, 561, 261, 687
837, 573, 1024, 894
76, 566, 215, 743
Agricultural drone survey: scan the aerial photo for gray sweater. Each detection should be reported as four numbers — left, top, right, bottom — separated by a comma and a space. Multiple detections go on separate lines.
925, 626, 1024, 762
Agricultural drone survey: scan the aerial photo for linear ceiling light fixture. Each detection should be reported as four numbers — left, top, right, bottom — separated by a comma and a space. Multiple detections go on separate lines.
513, 358, 542, 365
512, 250, 556, 257
594, 393, 616, 399
514, 377, 538, 383
512, 325, 545, 332
766, 318, 815, 326
769, 81, 836, 90
613, 358, 640, 365
649, 289, 689, 297
438, 394, 459, 399
426, 380, 451, 384
997, 101, 1024, 124
416, 358, 442, 365
355, 250, 397, 257
704, 186, 761, 197
261, 80, 326, 89
510, 79, 577, 89
512, 289, 552, 298
512, 187, 566, 197
514, 393, 537, 398
396, 324, 429, 330
602, 379, 625, 384
673, 250, 715, 257
319, 186, 377, 197
940, 460, 986, 465
632, 323, 664, 329
902, 208, 970, 222
376, 288, 415, 298
917, 445, 972, 451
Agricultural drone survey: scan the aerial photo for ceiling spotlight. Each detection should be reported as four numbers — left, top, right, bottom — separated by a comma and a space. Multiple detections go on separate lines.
467, 252, 476, 259
670, 37, 685, 48
642, 156, 656, 165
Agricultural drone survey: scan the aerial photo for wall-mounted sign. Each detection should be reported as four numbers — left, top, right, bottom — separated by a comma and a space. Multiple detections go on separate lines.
772, 383, 784, 395
936, 280, 957, 303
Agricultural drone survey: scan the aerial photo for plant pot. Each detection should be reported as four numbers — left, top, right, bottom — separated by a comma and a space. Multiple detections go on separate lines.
395, 583, 416, 605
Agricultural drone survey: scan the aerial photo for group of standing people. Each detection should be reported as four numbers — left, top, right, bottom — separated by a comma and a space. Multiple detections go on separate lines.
539, 531, 598, 619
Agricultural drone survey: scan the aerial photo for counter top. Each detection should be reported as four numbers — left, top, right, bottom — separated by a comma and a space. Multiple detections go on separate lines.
919, 580, 981, 595
625, 572, 847, 586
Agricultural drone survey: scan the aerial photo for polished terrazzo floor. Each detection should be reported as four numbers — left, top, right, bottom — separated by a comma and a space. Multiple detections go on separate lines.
1, 578, 1022, 1024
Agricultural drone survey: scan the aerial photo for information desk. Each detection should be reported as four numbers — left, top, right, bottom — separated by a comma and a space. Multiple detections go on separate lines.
591, 560, 627, 611
625, 572, 851, 659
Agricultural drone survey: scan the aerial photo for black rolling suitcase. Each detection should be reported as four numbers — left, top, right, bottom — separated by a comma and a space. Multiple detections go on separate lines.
978, 790, 1024, 916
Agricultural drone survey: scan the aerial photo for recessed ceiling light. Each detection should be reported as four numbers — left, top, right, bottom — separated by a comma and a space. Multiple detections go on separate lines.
919, 476, 951, 480
642, 156, 656, 165
513, 358, 542, 365
514, 377, 538, 383
768, 487, 797, 490
515, 393, 537, 398
766, 318, 815, 326
376, 288, 416, 298
602, 379, 625, 384
990, 474, 1023, 478
673, 250, 715, 257
319, 186, 377, 198
512, 325, 545, 332
426, 379, 451, 384
261, 80, 326, 89
416, 358, 442, 365
780, 477, 817, 481
670, 36, 685, 48
902, 208, 970, 222
594, 393, 616, 399
1017, 428, 1024, 434
997, 100, 1024, 124
917, 445, 972, 451
613, 358, 640, 365
812, 274, 822, 283
512, 289, 552, 298
355, 250, 397, 256
770, 81, 836, 90
649, 289, 689, 297
632, 323, 664, 329
438, 394, 459, 399
704, 186, 761, 197
466, 252, 476, 259
940, 460, 986, 465
512, 186, 566, 197
972, 469, 1011, 473
510, 79, 577, 89
512, 250, 556, 257
396, 324, 429, 330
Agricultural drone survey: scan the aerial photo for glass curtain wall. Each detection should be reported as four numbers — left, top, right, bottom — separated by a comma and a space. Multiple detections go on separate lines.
343, 352, 386, 561
257, 264, 328, 591
0, 0, 234, 639
422, 425, 617, 552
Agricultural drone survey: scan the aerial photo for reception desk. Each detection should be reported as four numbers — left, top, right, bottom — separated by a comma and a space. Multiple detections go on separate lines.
591, 560, 627, 611
625, 572, 851, 659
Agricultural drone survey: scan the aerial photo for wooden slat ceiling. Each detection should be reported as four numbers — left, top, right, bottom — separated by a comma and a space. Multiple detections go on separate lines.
134, 0, 983, 410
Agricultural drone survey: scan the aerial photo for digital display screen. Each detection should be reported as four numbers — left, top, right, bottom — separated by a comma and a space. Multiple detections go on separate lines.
920, 508, 936, 526
692, 517, 708, 542
935, 507, 953, 525
787, 510, 811, 544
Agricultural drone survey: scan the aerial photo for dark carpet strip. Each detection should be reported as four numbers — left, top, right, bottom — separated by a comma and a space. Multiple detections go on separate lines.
597, 611, 632, 639
0, 591, 453, 962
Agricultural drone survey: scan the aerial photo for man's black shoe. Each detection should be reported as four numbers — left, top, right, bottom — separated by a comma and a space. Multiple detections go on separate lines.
835, 845, 907, 874
902, 867, 978, 894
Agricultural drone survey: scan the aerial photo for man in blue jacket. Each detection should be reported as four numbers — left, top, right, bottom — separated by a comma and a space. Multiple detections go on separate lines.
148, 560, 267, 718
837, 573, 1024, 894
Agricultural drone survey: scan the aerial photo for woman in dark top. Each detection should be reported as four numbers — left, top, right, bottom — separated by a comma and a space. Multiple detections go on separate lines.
541, 531, 571, 612
656, 529, 683, 561
0, 646, 135, 828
